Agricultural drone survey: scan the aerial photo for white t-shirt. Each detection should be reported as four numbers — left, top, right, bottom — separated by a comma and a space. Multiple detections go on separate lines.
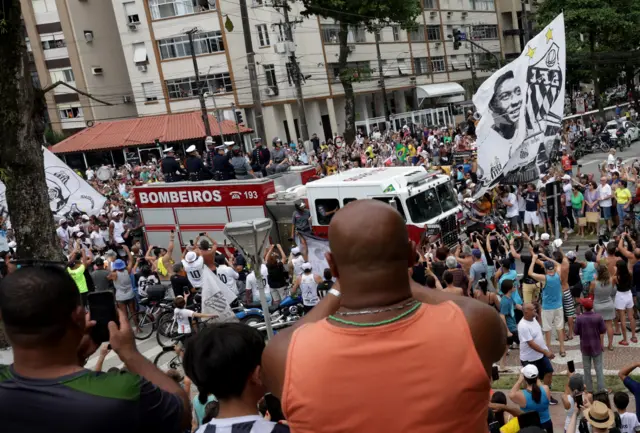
504, 193, 520, 218
300, 272, 319, 307
110, 220, 125, 243
518, 318, 548, 362
564, 395, 579, 433
90, 230, 107, 249
56, 226, 70, 246
291, 255, 305, 276
86, 169, 95, 180
517, 194, 526, 212
620, 412, 640, 433
99, 228, 111, 244
598, 183, 613, 207
246, 264, 271, 303
563, 182, 573, 203
216, 264, 239, 295
173, 308, 194, 334
183, 256, 205, 288
608, 153, 616, 166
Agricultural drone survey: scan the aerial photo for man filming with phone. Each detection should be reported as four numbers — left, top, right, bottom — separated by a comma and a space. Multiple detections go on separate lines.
0, 266, 190, 433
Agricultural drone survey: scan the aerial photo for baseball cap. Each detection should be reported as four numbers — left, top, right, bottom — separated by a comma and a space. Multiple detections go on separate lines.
568, 374, 584, 391
59, 218, 67, 225
521, 364, 539, 379
544, 261, 555, 270
540, 233, 550, 241
566, 250, 576, 260
75, 232, 84, 238
553, 239, 563, 249
562, 174, 571, 180
112, 259, 126, 270
302, 262, 312, 271
472, 249, 482, 258
81, 214, 90, 221
291, 247, 301, 255
579, 298, 594, 310
185, 251, 197, 263
111, 211, 120, 217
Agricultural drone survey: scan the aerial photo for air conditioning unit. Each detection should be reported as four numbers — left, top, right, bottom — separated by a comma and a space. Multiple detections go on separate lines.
447, 11, 453, 18
123, 95, 132, 103
138, 64, 147, 72
434, 42, 441, 48
127, 22, 138, 30
91, 67, 103, 75
274, 42, 287, 54
461, 11, 468, 19
84, 31, 94, 42
265, 86, 279, 96
430, 11, 437, 18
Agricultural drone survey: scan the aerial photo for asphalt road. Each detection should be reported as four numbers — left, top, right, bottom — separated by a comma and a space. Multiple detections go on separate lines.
575, 138, 640, 178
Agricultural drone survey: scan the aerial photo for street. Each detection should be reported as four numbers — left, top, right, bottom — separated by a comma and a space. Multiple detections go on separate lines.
575, 138, 640, 178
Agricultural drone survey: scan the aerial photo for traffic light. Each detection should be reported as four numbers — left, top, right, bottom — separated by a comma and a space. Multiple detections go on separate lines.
453, 29, 462, 50
235, 110, 243, 124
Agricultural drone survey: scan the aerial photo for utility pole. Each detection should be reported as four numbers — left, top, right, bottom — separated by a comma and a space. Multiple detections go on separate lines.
521, 0, 529, 46
375, 26, 391, 128
468, 27, 478, 93
186, 28, 212, 138
238, 0, 266, 141
207, 92, 225, 144
279, 3, 309, 142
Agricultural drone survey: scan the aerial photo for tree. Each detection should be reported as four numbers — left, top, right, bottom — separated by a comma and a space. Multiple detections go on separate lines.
0, 0, 64, 261
299, 0, 421, 143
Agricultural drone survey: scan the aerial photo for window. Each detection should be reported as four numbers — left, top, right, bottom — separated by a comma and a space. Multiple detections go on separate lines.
256, 24, 270, 47
392, 25, 400, 41
133, 42, 148, 65
50, 68, 75, 83
148, 0, 212, 20
264, 64, 276, 87
351, 27, 366, 43
469, 0, 495, 10
59, 106, 83, 119
409, 25, 425, 42
285, 62, 295, 86
343, 198, 357, 206
32, 0, 56, 13
315, 199, 340, 225
431, 56, 445, 72
321, 24, 340, 43
41, 37, 66, 50
405, 183, 457, 223
414, 57, 429, 75
142, 82, 158, 101
328, 61, 371, 82
471, 25, 498, 40
426, 25, 441, 41
165, 72, 232, 99
275, 25, 286, 42
123, 2, 140, 24
373, 197, 406, 220
157, 31, 224, 60
423, 0, 436, 8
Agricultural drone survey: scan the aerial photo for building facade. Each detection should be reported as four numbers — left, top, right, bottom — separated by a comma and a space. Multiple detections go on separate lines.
21, 0, 138, 134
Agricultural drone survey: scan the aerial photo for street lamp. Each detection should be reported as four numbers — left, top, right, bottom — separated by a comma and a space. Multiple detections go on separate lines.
223, 218, 274, 339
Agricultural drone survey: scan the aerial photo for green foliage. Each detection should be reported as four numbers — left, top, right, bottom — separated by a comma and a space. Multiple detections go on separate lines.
299, 0, 422, 29
43, 127, 65, 145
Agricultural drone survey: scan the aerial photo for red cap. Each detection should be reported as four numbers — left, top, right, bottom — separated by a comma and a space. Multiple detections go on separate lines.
580, 298, 594, 310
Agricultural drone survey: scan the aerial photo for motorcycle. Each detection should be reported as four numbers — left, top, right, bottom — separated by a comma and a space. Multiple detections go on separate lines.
235, 291, 305, 331
615, 128, 631, 149
483, 214, 524, 253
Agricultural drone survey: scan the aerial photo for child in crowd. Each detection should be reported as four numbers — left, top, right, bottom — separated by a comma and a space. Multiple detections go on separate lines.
613, 391, 640, 433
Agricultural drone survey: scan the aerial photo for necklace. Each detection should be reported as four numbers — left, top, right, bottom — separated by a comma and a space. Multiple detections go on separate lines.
328, 301, 421, 327
334, 299, 417, 316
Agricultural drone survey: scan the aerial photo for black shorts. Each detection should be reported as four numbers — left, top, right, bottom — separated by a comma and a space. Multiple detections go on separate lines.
521, 356, 554, 377
570, 281, 583, 298
507, 330, 519, 346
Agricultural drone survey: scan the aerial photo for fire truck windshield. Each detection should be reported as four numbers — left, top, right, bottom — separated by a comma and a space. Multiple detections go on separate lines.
405, 182, 459, 223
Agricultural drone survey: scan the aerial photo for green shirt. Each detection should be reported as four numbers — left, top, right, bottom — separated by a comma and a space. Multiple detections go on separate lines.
68, 264, 89, 293
570, 191, 584, 210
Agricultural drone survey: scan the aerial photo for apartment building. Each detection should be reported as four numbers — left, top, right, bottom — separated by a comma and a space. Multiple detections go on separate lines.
497, 0, 534, 60
21, 0, 138, 134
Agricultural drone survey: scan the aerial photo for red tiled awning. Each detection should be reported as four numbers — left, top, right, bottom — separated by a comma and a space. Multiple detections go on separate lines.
51, 111, 253, 154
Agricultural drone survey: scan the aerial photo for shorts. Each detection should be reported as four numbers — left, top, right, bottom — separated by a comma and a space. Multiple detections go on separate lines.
570, 281, 583, 299
542, 307, 564, 331
507, 329, 520, 346
562, 290, 576, 318
615, 290, 634, 310
521, 355, 554, 377
524, 211, 540, 225
601, 206, 612, 219
508, 215, 520, 229
522, 282, 541, 303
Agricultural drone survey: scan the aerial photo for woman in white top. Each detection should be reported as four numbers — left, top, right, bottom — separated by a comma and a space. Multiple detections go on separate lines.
292, 262, 323, 312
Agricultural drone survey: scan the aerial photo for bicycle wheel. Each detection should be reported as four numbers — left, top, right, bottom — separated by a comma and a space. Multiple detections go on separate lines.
156, 313, 179, 348
129, 312, 155, 340
153, 349, 185, 377
599, 142, 610, 152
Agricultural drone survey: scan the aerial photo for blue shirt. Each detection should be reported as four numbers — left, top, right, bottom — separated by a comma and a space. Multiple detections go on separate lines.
521, 389, 551, 423
582, 261, 596, 285
542, 273, 563, 310
500, 295, 517, 332
499, 270, 523, 305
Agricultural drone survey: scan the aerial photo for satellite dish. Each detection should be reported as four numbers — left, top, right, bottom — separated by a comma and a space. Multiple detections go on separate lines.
97, 166, 112, 181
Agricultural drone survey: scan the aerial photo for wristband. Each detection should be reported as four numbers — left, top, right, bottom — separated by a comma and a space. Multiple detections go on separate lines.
328, 288, 341, 299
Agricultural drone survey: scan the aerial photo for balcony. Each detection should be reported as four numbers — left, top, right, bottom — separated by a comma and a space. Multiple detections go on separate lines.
503, 29, 523, 36
148, 0, 215, 21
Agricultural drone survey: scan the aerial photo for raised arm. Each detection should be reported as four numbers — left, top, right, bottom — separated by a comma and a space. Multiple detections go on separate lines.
619, 236, 634, 260
276, 244, 287, 265
163, 232, 175, 266
528, 254, 547, 283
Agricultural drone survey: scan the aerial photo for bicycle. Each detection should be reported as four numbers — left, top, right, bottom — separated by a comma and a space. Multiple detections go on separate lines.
153, 346, 185, 377
128, 297, 173, 340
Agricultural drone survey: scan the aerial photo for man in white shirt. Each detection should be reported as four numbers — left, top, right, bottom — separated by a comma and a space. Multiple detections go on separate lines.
86, 168, 95, 181
90, 225, 107, 253
562, 174, 575, 232
215, 255, 239, 295
518, 303, 558, 404
182, 251, 206, 289
56, 219, 71, 251
607, 149, 617, 169
245, 263, 271, 305
598, 175, 613, 232
502, 188, 520, 230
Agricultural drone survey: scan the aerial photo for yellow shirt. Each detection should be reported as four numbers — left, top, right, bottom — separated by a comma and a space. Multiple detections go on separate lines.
615, 187, 632, 205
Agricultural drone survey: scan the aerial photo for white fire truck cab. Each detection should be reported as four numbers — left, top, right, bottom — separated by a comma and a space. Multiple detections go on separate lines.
300, 167, 462, 244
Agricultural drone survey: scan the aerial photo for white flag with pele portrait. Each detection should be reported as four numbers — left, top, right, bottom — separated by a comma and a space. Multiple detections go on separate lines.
473, 13, 566, 195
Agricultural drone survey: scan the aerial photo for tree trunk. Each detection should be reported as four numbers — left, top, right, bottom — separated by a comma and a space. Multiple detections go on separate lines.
338, 22, 356, 144
589, 32, 604, 119
0, 0, 65, 262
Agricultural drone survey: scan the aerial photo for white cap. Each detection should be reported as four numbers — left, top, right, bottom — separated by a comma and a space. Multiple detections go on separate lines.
291, 247, 300, 255
205, 136, 214, 145
553, 239, 563, 249
224, 141, 235, 146
111, 211, 120, 217
81, 214, 90, 221
562, 174, 571, 180
540, 233, 550, 241
186, 145, 197, 153
99, 209, 107, 216
463, 197, 475, 204
59, 218, 67, 225
185, 251, 198, 263
302, 262, 312, 271
163, 147, 174, 153
75, 231, 85, 238
521, 364, 539, 379
7, 241, 16, 248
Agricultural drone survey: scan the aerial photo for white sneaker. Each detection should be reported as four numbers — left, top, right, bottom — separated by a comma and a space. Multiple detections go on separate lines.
567, 229, 574, 234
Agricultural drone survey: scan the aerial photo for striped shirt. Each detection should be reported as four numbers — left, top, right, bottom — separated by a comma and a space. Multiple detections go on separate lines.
196, 416, 289, 433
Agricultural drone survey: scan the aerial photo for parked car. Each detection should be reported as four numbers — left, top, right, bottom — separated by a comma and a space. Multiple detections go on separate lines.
606, 120, 640, 143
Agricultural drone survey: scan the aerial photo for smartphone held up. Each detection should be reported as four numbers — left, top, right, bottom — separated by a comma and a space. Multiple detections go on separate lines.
87, 291, 118, 344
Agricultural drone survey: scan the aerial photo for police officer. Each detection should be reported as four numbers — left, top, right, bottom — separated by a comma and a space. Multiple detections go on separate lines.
212, 143, 234, 180
266, 137, 289, 175
160, 147, 185, 182
185, 145, 205, 181
250, 137, 270, 177
230, 146, 255, 180
204, 136, 217, 168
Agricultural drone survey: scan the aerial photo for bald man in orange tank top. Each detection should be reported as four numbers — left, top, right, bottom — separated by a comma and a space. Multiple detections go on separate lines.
261, 199, 506, 433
